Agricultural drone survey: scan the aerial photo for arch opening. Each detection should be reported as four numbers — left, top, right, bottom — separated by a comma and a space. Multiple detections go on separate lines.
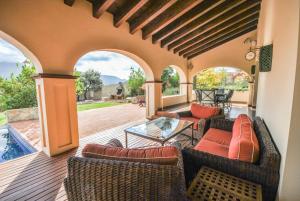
161, 65, 187, 97
192, 66, 252, 106
73, 50, 155, 137
0, 31, 43, 73
0, 32, 42, 159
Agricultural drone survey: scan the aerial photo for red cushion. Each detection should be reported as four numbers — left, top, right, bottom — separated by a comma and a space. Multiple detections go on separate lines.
190, 103, 220, 119
232, 114, 252, 138
229, 117, 259, 163
203, 128, 232, 146
194, 139, 229, 158
180, 117, 200, 130
82, 144, 179, 165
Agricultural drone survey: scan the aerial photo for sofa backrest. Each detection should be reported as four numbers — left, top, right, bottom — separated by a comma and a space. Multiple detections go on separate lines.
253, 117, 281, 170
190, 103, 221, 119
229, 115, 260, 163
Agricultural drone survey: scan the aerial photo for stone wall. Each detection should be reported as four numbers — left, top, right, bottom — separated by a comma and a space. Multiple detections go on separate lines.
6, 107, 39, 123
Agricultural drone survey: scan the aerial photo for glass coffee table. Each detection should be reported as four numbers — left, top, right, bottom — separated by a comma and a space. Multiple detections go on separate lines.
124, 117, 194, 148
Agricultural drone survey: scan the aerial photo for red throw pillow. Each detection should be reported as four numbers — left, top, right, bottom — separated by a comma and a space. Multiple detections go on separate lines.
229, 120, 259, 163
190, 103, 220, 119
82, 144, 179, 165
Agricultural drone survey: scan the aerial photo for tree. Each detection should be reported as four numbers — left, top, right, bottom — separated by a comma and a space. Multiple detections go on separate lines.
161, 67, 180, 94
0, 60, 37, 112
80, 69, 103, 100
74, 71, 84, 101
128, 67, 145, 96
194, 68, 249, 91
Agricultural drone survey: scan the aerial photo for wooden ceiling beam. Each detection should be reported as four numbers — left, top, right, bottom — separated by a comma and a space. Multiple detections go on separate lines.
170, 3, 261, 51
113, 0, 149, 28
160, 0, 243, 47
152, 0, 222, 44
142, 0, 203, 40
93, 0, 116, 19
182, 19, 258, 57
186, 26, 257, 59
64, 0, 75, 7
174, 6, 260, 54
129, 0, 177, 34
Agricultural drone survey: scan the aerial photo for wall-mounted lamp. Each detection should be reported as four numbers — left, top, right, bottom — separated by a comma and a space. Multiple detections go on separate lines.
244, 38, 258, 61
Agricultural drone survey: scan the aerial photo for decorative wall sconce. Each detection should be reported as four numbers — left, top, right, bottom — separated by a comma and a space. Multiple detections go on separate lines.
244, 38, 258, 61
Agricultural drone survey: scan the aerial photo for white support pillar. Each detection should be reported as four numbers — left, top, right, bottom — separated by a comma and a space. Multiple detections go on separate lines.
248, 82, 255, 107
179, 83, 189, 103
186, 82, 194, 102
144, 81, 162, 117
35, 74, 79, 156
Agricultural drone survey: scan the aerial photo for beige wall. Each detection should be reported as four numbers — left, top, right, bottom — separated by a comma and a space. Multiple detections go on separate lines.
0, 0, 187, 80
162, 95, 187, 108
189, 31, 257, 80
256, 0, 300, 200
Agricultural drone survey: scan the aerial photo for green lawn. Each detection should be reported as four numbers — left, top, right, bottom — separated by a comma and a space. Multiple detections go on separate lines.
77, 101, 125, 112
0, 112, 7, 126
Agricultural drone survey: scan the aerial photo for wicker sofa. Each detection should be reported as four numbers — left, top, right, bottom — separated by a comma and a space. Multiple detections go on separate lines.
182, 117, 281, 201
64, 140, 188, 201
176, 103, 224, 140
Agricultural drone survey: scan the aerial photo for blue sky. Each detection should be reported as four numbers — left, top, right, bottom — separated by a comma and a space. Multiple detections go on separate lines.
75, 51, 141, 79
0, 38, 142, 79
0, 39, 26, 63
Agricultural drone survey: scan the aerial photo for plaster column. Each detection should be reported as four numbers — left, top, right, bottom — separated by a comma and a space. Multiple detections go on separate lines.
186, 82, 194, 102
35, 74, 79, 156
248, 82, 255, 107
144, 81, 162, 118
179, 83, 190, 103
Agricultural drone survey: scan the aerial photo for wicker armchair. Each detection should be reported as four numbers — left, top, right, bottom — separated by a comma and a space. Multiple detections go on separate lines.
64, 140, 188, 201
182, 117, 281, 201
176, 108, 224, 140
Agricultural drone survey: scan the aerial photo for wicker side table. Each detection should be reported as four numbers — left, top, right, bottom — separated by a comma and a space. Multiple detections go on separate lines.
187, 166, 262, 201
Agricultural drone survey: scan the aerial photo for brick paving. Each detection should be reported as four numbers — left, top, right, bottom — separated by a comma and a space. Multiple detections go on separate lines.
10, 104, 146, 151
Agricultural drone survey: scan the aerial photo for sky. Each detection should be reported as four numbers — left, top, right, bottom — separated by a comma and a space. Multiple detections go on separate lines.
0, 39, 26, 63
75, 51, 141, 79
0, 38, 142, 79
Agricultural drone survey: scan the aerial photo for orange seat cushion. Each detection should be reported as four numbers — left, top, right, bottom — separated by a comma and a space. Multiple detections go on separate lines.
203, 128, 232, 146
194, 139, 229, 158
229, 115, 259, 163
190, 103, 220, 119
82, 144, 179, 165
180, 117, 200, 130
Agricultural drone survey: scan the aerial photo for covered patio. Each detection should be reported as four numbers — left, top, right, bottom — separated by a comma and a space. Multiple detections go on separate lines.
1, 0, 300, 200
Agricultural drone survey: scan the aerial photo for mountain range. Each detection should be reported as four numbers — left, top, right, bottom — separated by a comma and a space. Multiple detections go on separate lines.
0, 63, 126, 85
101, 75, 127, 85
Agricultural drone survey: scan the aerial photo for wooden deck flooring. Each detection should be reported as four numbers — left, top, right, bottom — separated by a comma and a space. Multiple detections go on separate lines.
0, 120, 194, 201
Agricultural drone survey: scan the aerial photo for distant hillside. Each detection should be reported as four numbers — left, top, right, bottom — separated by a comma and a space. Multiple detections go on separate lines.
101, 75, 127, 85
0, 62, 22, 78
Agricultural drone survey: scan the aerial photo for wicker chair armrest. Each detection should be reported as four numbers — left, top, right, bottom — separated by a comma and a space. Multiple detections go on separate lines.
65, 157, 188, 201
210, 118, 234, 132
176, 110, 192, 118
106, 138, 123, 147
182, 148, 279, 201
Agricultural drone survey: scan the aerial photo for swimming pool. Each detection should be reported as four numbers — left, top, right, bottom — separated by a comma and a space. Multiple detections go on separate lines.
0, 126, 36, 163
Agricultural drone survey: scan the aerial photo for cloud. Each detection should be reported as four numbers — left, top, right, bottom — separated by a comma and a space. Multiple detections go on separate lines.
75, 51, 143, 79
0, 39, 26, 63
